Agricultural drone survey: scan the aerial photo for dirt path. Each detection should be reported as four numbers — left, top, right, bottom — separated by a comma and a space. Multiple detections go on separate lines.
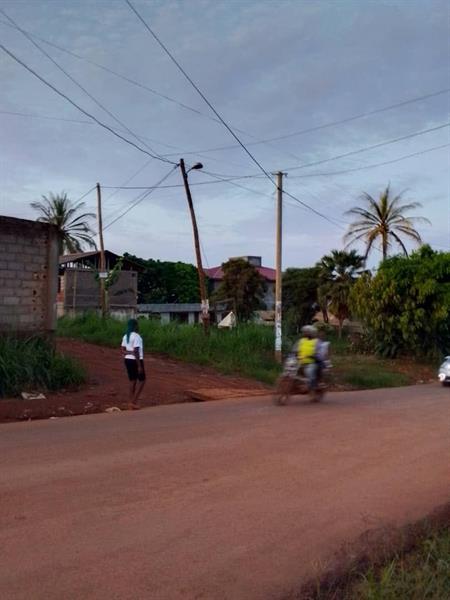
1, 384, 449, 599
0, 339, 268, 422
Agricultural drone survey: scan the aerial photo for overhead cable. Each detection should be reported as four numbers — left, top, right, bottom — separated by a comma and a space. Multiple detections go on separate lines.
102, 166, 178, 232
0, 8, 166, 161
0, 17, 253, 139
287, 122, 450, 171
0, 42, 177, 165
160, 88, 450, 156
125, 0, 275, 184
288, 143, 450, 178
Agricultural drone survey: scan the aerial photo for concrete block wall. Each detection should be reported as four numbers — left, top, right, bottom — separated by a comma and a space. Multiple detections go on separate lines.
0, 216, 59, 334
63, 269, 137, 310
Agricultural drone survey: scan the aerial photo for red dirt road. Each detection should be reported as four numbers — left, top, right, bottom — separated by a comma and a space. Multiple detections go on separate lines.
1, 384, 449, 599
0, 339, 268, 422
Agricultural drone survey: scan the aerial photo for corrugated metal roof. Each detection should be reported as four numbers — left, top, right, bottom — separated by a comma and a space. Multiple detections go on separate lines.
204, 265, 276, 282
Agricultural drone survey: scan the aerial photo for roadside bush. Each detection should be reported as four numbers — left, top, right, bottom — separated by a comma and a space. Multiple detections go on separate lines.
0, 336, 86, 398
350, 246, 450, 358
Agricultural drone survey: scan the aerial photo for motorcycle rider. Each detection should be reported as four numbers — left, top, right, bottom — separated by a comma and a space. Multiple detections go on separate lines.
297, 325, 320, 394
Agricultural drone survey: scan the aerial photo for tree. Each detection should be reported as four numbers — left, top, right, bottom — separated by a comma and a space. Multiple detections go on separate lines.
282, 267, 320, 334
213, 258, 266, 322
350, 245, 450, 358
124, 255, 200, 304
317, 249, 365, 336
344, 185, 429, 260
31, 192, 96, 255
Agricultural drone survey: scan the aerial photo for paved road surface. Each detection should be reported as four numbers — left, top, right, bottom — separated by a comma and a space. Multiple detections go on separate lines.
1, 385, 449, 600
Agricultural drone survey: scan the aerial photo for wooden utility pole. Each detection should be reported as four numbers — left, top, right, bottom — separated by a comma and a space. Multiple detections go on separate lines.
96, 182, 107, 318
179, 159, 210, 334
275, 172, 284, 363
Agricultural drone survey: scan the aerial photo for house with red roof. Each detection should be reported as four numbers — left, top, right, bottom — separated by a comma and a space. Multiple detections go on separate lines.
204, 256, 276, 310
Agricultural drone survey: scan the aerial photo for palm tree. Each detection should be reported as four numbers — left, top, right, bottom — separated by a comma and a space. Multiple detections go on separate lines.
344, 186, 429, 260
31, 192, 97, 255
317, 249, 365, 336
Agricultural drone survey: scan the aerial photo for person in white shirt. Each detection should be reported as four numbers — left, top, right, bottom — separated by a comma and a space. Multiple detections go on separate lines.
121, 318, 145, 410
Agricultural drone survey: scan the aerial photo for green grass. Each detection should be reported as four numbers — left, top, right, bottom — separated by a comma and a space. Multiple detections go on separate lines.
0, 336, 86, 398
341, 527, 450, 599
58, 314, 281, 384
57, 314, 429, 388
333, 355, 411, 389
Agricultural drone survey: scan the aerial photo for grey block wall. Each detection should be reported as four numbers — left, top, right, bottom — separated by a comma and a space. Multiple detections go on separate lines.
0, 216, 59, 334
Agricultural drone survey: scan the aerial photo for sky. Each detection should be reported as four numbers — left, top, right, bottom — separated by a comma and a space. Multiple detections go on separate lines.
0, 0, 449, 270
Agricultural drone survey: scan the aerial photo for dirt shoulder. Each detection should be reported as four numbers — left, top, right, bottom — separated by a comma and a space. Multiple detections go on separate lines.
0, 338, 269, 423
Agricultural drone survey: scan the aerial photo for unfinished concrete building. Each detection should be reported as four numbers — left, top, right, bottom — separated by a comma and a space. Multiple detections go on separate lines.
0, 216, 59, 335
58, 251, 141, 318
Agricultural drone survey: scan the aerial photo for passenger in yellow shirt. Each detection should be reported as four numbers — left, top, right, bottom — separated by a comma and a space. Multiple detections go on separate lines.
297, 325, 319, 391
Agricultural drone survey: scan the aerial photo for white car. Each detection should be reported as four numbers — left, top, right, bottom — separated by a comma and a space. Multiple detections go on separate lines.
438, 357, 450, 385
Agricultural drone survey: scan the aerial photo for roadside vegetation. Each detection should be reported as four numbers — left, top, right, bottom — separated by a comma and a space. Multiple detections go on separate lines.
57, 314, 434, 388
307, 524, 450, 599
58, 314, 280, 384
0, 336, 86, 398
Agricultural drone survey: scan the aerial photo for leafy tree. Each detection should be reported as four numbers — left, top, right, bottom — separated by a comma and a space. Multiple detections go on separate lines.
344, 185, 429, 260
31, 192, 96, 255
213, 258, 266, 321
350, 246, 450, 357
317, 249, 365, 336
124, 254, 200, 304
282, 267, 320, 334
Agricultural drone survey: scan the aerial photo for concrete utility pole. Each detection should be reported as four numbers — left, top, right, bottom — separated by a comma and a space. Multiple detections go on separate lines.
179, 159, 210, 334
96, 182, 107, 318
274, 172, 284, 363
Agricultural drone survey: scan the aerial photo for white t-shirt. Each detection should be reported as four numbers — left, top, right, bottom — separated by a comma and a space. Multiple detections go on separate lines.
121, 332, 144, 360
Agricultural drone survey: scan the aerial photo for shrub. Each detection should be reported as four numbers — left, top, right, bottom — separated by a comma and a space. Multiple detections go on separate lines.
0, 336, 86, 398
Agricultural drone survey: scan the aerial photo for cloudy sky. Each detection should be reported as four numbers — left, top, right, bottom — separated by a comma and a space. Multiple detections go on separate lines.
1, 0, 449, 269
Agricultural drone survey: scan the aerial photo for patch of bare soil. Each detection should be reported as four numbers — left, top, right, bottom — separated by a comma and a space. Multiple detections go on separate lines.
0, 339, 269, 423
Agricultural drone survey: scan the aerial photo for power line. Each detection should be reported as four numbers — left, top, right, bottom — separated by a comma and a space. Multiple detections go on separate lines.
199, 169, 346, 231
102, 158, 154, 221
288, 143, 450, 178
3, 16, 449, 169
0, 106, 250, 171
287, 122, 450, 171
125, 0, 275, 185
0, 7, 167, 161
171, 128, 450, 182
102, 166, 178, 232
0, 42, 177, 165
160, 88, 450, 156
100, 175, 259, 190
0, 17, 255, 140
0, 109, 91, 124
74, 185, 97, 203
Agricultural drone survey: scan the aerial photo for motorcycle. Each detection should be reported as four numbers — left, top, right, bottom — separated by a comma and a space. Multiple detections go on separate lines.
273, 353, 329, 405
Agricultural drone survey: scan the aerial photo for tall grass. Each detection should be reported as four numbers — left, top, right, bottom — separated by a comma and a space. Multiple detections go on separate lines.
0, 336, 86, 398
58, 314, 281, 384
349, 528, 450, 599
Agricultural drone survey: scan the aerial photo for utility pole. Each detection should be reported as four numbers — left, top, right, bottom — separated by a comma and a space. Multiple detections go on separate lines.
96, 182, 107, 318
179, 159, 210, 334
274, 172, 284, 363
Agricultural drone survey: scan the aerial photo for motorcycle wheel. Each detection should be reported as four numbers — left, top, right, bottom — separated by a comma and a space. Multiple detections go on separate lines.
273, 376, 295, 406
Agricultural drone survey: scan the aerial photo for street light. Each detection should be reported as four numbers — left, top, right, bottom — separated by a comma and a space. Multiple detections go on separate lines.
187, 162, 203, 173
179, 159, 210, 334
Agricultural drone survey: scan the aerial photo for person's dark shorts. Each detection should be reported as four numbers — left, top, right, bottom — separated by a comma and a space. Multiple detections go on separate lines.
124, 359, 146, 382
